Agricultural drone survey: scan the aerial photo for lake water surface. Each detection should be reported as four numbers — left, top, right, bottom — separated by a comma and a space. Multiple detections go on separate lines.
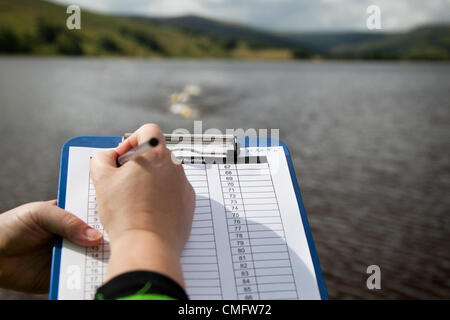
0, 58, 449, 299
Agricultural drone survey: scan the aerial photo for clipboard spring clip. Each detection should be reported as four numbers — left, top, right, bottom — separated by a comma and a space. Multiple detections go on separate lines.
123, 133, 240, 159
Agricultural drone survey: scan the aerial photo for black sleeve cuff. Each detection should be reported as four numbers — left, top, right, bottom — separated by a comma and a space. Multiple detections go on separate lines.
95, 270, 189, 300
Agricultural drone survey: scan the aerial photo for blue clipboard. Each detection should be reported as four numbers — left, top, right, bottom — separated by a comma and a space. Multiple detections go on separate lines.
49, 136, 328, 300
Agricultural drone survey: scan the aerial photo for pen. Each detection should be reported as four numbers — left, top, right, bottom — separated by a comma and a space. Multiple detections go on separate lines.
116, 137, 159, 166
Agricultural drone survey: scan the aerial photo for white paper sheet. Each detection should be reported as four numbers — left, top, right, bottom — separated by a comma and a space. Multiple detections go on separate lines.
57, 146, 321, 300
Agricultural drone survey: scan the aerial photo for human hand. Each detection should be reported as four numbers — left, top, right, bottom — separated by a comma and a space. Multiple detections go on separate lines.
90, 124, 195, 286
0, 200, 103, 293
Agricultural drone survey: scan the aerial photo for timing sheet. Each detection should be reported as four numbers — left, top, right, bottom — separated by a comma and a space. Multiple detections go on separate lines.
56, 146, 322, 300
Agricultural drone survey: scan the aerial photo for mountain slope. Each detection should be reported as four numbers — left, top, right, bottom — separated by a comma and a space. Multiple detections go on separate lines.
0, 0, 229, 57
283, 25, 450, 60
0, 0, 448, 60
282, 32, 389, 55
141, 15, 450, 60
139, 15, 305, 50
332, 25, 450, 60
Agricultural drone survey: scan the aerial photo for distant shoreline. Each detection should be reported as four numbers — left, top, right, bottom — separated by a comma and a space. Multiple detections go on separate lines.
1, 54, 449, 63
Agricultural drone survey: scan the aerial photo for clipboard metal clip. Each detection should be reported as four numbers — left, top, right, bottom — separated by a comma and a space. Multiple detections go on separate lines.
123, 133, 240, 159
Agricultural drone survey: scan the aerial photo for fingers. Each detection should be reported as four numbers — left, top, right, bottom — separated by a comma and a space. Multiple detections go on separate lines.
115, 124, 166, 156
33, 202, 103, 247
90, 149, 118, 181
91, 125, 170, 176
114, 124, 169, 167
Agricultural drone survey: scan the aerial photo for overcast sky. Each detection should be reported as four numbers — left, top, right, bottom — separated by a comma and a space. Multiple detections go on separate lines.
51, 0, 450, 31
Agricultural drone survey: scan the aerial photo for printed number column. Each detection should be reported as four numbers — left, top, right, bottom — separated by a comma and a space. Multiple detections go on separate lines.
220, 164, 260, 300
84, 178, 104, 299
237, 163, 299, 299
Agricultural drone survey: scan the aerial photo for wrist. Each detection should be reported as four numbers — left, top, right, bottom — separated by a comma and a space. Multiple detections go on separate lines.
106, 229, 185, 288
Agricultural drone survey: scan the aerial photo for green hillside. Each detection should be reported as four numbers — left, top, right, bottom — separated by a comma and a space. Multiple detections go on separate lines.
137, 14, 311, 58
0, 0, 449, 60
144, 15, 450, 60
143, 15, 305, 50
331, 25, 450, 60
282, 32, 389, 55
0, 0, 229, 57
283, 26, 450, 60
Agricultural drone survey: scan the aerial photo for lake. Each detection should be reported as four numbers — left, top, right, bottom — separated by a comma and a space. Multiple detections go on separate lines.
0, 58, 449, 299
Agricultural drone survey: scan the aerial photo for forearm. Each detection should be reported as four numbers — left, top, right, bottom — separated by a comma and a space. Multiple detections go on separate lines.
105, 230, 185, 290
95, 230, 187, 300
91, 124, 194, 300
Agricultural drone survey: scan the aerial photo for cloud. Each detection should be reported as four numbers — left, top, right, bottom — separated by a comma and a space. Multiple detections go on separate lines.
51, 0, 450, 31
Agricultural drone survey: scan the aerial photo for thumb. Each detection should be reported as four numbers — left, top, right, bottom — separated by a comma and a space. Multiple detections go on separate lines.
34, 201, 103, 246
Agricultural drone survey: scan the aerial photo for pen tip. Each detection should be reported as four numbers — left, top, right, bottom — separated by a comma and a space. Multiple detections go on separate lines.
149, 137, 159, 147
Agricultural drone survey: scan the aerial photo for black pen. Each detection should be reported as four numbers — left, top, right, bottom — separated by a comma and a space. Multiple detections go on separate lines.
116, 137, 159, 166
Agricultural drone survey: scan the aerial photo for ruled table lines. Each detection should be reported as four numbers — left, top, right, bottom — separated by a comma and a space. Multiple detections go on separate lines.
182, 163, 223, 300
83, 164, 224, 300
82, 161, 296, 300
84, 176, 107, 300
219, 163, 298, 300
